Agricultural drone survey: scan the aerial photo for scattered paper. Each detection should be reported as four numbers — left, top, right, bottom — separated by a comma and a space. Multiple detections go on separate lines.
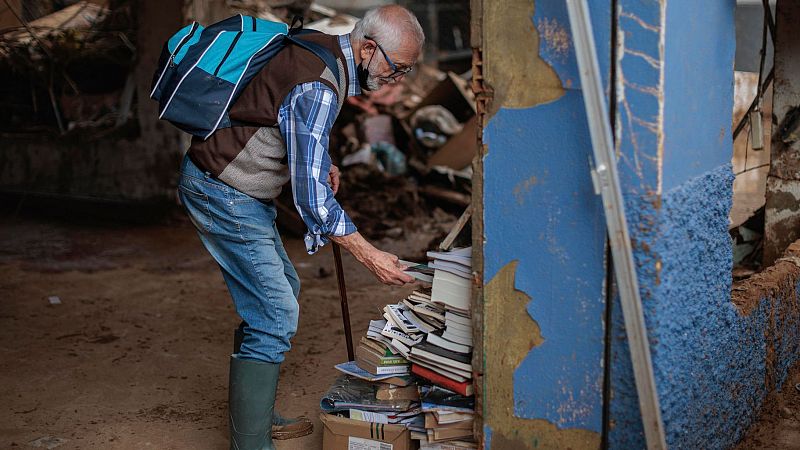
29, 436, 68, 449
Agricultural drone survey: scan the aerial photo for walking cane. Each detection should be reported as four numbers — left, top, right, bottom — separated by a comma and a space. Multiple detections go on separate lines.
332, 242, 355, 361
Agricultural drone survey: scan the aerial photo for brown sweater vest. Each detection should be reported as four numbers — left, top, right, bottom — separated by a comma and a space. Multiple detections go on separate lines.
187, 32, 349, 200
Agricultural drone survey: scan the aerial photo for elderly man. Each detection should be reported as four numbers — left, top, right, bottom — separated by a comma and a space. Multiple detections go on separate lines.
176, 5, 424, 449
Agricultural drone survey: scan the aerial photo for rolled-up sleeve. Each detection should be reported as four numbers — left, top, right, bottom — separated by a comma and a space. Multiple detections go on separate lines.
278, 81, 357, 254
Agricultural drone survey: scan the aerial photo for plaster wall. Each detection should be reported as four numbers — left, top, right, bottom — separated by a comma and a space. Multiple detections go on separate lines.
609, 1, 800, 449
478, 1, 799, 449
479, 0, 610, 447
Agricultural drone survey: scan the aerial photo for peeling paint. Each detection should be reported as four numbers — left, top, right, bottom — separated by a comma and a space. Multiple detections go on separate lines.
764, 176, 800, 266
764, 2, 800, 266
484, 261, 600, 449
512, 176, 538, 205
536, 17, 571, 64
482, 0, 563, 113
481, 0, 609, 440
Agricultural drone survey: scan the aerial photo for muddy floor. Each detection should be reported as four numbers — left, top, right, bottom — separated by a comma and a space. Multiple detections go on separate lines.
0, 211, 419, 449
2, 210, 799, 450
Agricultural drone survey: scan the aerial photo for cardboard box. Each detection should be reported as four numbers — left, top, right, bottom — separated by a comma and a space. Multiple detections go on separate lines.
320, 412, 412, 450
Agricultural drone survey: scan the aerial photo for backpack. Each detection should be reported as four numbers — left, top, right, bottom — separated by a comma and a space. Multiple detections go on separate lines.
150, 14, 340, 140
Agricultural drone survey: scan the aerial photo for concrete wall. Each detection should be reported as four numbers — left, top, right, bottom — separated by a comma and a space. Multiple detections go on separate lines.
0, 0, 186, 204
478, 0, 800, 449
763, 1, 800, 266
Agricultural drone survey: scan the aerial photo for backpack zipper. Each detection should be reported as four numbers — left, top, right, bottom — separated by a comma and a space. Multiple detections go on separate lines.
170, 22, 200, 67
150, 21, 199, 98
159, 31, 225, 119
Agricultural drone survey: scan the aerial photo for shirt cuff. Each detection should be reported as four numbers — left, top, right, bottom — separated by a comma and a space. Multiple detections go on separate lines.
303, 208, 357, 254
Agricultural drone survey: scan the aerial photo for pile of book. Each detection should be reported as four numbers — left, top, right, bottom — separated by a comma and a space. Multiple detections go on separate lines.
401, 247, 473, 397
322, 247, 476, 449
418, 385, 476, 449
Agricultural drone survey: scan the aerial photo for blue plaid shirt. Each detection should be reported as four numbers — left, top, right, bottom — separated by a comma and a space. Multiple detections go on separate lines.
277, 34, 361, 254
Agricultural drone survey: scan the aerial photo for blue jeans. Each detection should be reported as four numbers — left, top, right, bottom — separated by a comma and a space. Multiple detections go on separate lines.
178, 155, 300, 363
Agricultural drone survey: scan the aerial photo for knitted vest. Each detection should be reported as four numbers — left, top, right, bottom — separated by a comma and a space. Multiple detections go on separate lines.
187, 32, 349, 200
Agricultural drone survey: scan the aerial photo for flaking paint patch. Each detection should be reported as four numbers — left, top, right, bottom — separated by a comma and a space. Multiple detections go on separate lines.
484, 261, 600, 449
536, 17, 571, 64
513, 176, 538, 205
483, 0, 564, 114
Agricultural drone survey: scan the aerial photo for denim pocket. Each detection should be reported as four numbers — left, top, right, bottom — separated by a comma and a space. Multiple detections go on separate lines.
178, 179, 213, 233
232, 199, 277, 240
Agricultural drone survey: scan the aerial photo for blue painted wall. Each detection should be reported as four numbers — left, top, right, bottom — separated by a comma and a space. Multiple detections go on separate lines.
609, 1, 800, 449
482, 0, 610, 441
661, 0, 736, 190
480, 1, 800, 449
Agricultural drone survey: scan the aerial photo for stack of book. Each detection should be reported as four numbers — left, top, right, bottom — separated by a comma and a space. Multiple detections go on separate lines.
400, 247, 474, 396
320, 368, 423, 429
325, 319, 425, 433
323, 246, 476, 447
399, 247, 476, 448
416, 385, 476, 449
355, 319, 412, 376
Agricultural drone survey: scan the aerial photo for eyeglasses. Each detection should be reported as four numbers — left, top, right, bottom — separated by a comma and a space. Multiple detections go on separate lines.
364, 35, 414, 80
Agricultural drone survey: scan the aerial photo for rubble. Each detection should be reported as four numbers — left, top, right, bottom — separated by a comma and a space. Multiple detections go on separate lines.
0, 1, 136, 135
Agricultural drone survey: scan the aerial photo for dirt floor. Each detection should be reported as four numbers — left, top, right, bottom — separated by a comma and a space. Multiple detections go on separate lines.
0, 211, 419, 449
2, 209, 799, 450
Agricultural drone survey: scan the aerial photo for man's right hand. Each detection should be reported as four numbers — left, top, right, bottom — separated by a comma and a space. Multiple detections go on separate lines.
361, 248, 414, 286
330, 232, 414, 286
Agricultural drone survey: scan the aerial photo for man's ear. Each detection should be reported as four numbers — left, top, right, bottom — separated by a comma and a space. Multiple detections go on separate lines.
359, 40, 375, 61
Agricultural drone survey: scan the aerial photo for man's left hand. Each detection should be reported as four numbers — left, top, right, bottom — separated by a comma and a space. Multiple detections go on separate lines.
328, 164, 340, 195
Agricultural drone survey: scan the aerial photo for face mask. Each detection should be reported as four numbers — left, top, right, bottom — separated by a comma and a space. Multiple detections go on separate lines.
357, 49, 381, 92
357, 61, 373, 91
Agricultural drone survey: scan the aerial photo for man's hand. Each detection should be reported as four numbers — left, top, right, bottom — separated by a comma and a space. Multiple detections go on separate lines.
328, 164, 340, 195
360, 248, 415, 286
330, 232, 414, 286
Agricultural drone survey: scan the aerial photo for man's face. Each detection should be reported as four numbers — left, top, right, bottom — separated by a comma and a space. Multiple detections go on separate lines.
359, 38, 419, 91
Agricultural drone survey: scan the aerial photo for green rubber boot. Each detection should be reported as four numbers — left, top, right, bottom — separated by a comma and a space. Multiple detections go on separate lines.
233, 325, 312, 440
229, 355, 279, 450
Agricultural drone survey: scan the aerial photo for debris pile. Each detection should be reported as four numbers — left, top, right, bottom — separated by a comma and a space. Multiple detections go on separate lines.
731, 206, 765, 280
0, 1, 136, 135
320, 243, 476, 449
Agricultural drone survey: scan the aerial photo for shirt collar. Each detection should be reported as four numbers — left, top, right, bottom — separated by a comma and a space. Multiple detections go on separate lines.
339, 34, 361, 97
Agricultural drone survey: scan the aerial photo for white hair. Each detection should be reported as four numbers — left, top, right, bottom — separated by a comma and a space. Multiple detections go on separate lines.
351, 5, 425, 54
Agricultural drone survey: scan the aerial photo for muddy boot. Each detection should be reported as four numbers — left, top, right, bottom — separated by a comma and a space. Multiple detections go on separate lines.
271, 412, 313, 440
233, 325, 311, 440
228, 355, 279, 450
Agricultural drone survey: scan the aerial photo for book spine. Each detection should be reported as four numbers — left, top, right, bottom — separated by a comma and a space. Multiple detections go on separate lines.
356, 347, 408, 366
376, 358, 408, 366
411, 364, 470, 396
374, 365, 411, 375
